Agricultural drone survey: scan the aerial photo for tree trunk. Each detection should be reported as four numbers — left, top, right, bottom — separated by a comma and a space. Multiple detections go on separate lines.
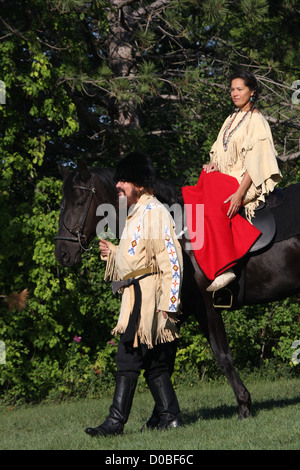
107, 1, 140, 154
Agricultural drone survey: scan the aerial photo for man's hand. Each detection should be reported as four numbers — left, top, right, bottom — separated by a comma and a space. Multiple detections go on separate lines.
99, 238, 114, 257
157, 309, 168, 319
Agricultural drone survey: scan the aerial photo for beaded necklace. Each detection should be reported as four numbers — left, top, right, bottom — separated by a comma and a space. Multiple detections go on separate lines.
223, 106, 254, 151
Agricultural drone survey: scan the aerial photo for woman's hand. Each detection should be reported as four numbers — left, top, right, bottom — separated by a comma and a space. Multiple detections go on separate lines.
224, 191, 243, 218
224, 170, 252, 218
203, 162, 219, 173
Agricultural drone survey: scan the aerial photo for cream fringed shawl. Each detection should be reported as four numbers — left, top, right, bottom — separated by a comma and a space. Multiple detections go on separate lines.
210, 111, 282, 220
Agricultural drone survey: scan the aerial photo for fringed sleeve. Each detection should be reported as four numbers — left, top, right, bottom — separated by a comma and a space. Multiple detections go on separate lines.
102, 242, 119, 282
242, 114, 282, 191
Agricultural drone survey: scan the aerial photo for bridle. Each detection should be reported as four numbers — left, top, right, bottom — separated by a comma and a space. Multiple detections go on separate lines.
55, 174, 98, 252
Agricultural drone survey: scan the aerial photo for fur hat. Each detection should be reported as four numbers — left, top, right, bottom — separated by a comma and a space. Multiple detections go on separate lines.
114, 152, 156, 190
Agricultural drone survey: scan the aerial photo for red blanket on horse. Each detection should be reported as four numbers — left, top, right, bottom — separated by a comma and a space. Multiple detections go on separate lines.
182, 171, 261, 281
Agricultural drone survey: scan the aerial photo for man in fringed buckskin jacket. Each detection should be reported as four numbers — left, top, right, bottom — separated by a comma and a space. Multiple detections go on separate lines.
85, 152, 183, 437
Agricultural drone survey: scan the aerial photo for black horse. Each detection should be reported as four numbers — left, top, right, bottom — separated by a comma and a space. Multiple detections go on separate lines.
55, 161, 300, 419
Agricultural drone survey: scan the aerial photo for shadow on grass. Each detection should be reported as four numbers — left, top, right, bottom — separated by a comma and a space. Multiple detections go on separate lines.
182, 395, 300, 424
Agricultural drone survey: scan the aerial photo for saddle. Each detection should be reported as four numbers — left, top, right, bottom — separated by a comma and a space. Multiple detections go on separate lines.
213, 187, 285, 309
242, 187, 285, 253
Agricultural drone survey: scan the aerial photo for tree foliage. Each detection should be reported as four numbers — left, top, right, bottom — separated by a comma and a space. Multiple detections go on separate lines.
0, 0, 299, 402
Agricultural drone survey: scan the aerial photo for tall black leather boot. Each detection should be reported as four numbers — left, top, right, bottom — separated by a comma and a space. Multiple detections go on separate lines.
140, 405, 160, 431
85, 374, 137, 437
147, 372, 183, 430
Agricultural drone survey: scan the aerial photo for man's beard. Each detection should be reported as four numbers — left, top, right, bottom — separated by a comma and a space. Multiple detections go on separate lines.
118, 187, 140, 207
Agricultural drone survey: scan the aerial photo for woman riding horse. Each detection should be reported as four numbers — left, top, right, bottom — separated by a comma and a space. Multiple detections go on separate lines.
182, 70, 282, 292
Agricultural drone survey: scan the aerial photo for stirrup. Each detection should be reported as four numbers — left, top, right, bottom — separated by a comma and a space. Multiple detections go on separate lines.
212, 288, 233, 309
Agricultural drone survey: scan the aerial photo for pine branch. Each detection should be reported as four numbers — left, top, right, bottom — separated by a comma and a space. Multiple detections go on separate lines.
265, 115, 300, 131
277, 151, 300, 162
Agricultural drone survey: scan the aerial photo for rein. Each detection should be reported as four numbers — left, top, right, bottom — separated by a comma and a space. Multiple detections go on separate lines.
55, 174, 98, 252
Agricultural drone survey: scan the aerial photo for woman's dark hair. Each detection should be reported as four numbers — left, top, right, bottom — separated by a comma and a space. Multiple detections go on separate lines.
229, 69, 261, 103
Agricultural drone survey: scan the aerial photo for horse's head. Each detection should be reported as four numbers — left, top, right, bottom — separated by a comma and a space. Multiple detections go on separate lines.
55, 161, 118, 267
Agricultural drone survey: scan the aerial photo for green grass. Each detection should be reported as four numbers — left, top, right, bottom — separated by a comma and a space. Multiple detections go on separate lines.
0, 377, 299, 450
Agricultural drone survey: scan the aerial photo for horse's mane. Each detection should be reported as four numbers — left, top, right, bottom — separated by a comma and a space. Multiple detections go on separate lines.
63, 169, 77, 200
63, 164, 181, 207
63, 166, 117, 201
90, 167, 116, 191
155, 178, 182, 206
90, 166, 181, 207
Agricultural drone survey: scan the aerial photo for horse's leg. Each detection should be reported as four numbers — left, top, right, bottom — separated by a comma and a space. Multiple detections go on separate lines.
182, 250, 251, 418
205, 300, 251, 418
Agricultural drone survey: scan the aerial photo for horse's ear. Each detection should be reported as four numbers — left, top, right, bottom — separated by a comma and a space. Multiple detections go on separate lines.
58, 163, 70, 181
77, 159, 90, 181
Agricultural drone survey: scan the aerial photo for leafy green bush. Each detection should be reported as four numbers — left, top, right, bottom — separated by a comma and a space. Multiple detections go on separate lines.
224, 299, 300, 372
0, 176, 120, 403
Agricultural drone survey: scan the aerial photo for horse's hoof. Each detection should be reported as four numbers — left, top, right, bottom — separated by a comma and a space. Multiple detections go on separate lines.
238, 405, 251, 419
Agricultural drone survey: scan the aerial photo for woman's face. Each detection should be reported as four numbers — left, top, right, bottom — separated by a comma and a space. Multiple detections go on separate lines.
230, 78, 254, 111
